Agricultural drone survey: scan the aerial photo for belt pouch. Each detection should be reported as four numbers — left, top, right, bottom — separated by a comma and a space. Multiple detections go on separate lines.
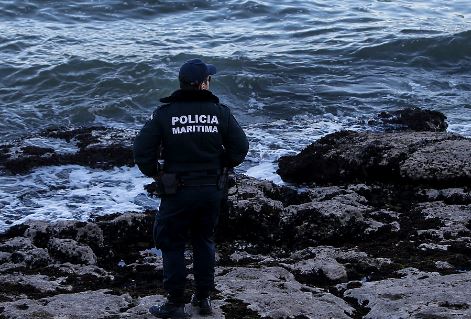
160, 173, 179, 195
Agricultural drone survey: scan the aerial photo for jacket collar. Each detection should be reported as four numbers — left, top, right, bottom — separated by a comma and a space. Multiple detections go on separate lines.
160, 89, 219, 103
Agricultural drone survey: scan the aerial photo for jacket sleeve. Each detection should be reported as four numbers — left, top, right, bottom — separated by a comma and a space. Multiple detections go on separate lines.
222, 110, 249, 168
133, 111, 162, 177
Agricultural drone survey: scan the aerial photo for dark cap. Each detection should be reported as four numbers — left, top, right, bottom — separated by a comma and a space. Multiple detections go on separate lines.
178, 59, 217, 85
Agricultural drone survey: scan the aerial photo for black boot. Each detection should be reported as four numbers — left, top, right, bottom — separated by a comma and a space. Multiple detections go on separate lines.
191, 294, 212, 316
149, 301, 190, 318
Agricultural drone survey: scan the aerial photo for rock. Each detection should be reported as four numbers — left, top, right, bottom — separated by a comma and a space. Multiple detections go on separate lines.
12, 248, 51, 269
285, 257, 348, 283
401, 139, 471, 183
415, 202, 471, 240
95, 212, 154, 266
419, 188, 471, 205
0, 151, 469, 318
344, 270, 471, 318
219, 176, 405, 251
216, 266, 354, 318
284, 246, 392, 284
435, 261, 454, 270
0, 274, 71, 296
50, 220, 105, 250
370, 107, 448, 132
47, 238, 97, 265
228, 251, 274, 265
0, 126, 135, 174
1, 237, 35, 252
0, 289, 133, 319
47, 263, 115, 282
277, 130, 470, 186
23, 220, 50, 247
0, 251, 11, 263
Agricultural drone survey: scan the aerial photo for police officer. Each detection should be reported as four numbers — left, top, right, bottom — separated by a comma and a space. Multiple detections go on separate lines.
133, 58, 249, 318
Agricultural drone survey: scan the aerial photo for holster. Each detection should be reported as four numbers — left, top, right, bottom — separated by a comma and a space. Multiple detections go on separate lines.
156, 173, 179, 195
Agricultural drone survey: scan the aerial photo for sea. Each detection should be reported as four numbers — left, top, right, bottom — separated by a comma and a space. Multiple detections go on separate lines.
0, 0, 470, 230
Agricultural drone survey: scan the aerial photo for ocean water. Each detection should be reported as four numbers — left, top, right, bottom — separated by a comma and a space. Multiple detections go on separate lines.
0, 0, 470, 230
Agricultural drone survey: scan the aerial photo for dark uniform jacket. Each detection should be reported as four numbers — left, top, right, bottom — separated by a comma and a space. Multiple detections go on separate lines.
133, 89, 249, 177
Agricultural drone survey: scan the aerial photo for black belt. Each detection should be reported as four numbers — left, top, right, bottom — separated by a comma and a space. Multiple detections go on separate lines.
178, 169, 222, 177
180, 175, 219, 187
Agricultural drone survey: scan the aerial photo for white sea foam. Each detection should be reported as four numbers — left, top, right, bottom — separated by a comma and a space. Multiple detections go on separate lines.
241, 114, 358, 184
0, 165, 159, 232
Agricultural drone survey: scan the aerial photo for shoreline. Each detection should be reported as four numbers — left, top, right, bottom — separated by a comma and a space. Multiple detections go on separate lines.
0, 108, 470, 318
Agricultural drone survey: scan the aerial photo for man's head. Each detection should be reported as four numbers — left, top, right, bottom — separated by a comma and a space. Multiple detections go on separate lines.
179, 59, 217, 90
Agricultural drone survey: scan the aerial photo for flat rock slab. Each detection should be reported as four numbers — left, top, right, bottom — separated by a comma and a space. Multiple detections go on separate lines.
277, 131, 471, 186
344, 270, 471, 319
0, 289, 132, 319
216, 266, 354, 319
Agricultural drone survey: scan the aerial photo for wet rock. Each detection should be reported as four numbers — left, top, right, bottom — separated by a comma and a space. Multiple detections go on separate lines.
218, 175, 286, 248
284, 246, 392, 285
419, 187, 471, 205
435, 261, 454, 270
0, 251, 11, 263
51, 220, 105, 250
0, 148, 469, 318
216, 266, 354, 318
228, 251, 275, 265
220, 176, 403, 250
12, 247, 51, 269
47, 263, 115, 282
1, 237, 35, 252
415, 202, 471, 240
284, 257, 348, 283
370, 107, 448, 132
0, 289, 133, 319
95, 212, 154, 265
47, 238, 97, 265
277, 130, 470, 186
344, 270, 471, 318
23, 220, 50, 247
401, 139, 471, 184
0, 126, 135, 174
124, 251, 164, 275
0, 274, 71, 295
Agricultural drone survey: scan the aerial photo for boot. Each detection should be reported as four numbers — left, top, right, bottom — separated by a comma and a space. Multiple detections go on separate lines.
191, 294, 212, 316
149, 300, 190, 318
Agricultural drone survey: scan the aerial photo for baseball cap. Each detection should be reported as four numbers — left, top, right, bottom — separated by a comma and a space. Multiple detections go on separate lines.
178, 59, 217, 85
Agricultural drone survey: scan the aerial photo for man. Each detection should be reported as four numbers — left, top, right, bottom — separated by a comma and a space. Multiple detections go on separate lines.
133, 58, 249, 318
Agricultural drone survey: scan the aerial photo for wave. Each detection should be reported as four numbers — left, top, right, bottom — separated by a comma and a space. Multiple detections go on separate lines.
352, 30, 471, 66
0, 0, 217, 22
0, 0, 314, 23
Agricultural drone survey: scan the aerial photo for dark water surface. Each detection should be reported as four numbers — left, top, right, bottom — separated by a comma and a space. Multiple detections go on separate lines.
0, 0, 470, 229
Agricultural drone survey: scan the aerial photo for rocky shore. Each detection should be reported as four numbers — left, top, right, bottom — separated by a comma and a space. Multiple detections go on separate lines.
0, 108, 470, 318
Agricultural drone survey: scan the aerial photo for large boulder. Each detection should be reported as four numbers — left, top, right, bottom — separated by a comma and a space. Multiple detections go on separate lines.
369, 107, 448, 132
277, 131, 471, 186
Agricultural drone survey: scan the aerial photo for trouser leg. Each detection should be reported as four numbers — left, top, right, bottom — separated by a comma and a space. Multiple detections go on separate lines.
154, 196, 191, 304
191, 188, 222, 298
192, 234, 215, 298
162, 246, 186, 303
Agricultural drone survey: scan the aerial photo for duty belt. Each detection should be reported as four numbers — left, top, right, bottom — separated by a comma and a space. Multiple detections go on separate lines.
180, 175, 219, 187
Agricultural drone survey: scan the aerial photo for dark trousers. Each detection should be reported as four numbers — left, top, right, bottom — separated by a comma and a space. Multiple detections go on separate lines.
153, 185, 223, 303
